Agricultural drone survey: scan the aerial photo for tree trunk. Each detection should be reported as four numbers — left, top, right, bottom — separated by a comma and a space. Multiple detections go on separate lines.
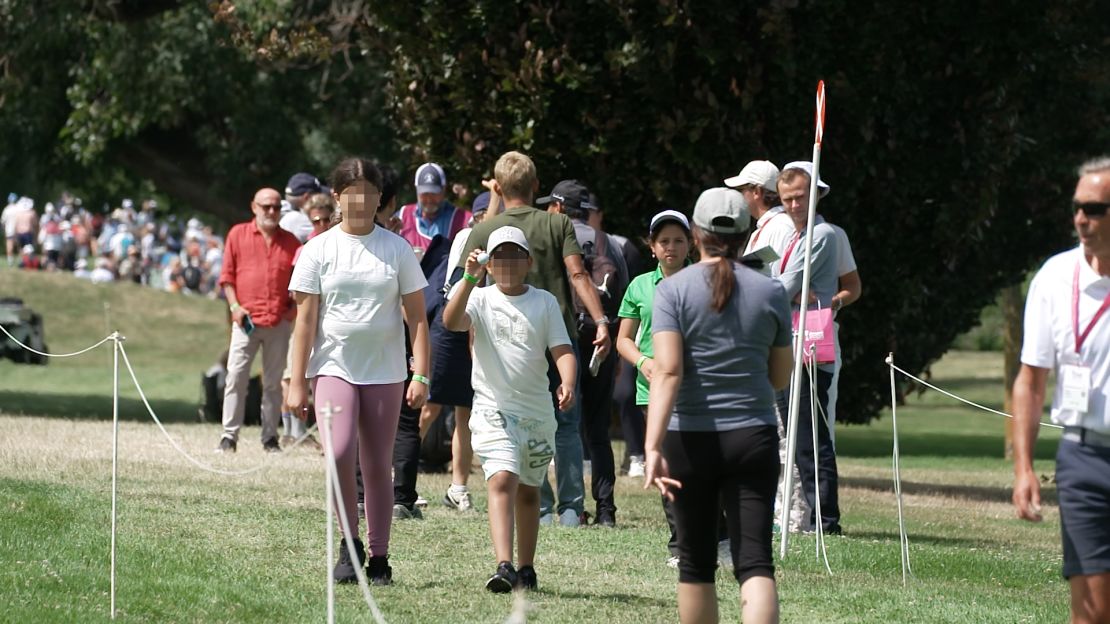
1001, 284, 1024, 459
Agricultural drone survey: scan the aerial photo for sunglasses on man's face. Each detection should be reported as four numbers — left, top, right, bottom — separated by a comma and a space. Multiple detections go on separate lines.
311, 217, 328, 224
1074, 201, 1110, 217
256, 203, 281, 212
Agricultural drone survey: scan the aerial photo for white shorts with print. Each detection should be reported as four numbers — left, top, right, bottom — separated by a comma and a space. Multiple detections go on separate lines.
469, 408, 556, 487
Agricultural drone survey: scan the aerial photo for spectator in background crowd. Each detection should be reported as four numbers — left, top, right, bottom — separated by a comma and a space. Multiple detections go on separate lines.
282, 173, 324, 243
774, 161, 842, 536
373, 165, 402, 234
216, 188, 301, 454
727, 160, 793, 277
539, 179, 628, 527
399, 162, 470, 257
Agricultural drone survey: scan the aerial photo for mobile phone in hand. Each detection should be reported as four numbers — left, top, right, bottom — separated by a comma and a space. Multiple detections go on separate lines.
241, 313, 255, 336
588, 346, 602, 377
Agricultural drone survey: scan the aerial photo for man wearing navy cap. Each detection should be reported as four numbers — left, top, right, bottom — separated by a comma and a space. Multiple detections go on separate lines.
281, 172, 323, 243
398, 163, 471, 254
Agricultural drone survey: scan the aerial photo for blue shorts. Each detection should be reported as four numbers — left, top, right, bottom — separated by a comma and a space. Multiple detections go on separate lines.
1056, 439, 1110, 578
428, 315, 473, 408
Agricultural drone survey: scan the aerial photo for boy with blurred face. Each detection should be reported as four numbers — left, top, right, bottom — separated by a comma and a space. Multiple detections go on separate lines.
443, 226, 576, 593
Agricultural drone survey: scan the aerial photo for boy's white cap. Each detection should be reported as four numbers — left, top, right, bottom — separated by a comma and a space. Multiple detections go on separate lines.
487, 225, 530, 255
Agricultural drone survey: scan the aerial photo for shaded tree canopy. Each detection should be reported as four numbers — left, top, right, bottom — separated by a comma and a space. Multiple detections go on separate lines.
1, 0, 1107, 421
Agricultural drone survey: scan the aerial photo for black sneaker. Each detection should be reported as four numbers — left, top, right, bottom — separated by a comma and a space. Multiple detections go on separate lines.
595, 508, 616, 528
333, 537, 366, 583
485, 561, 517, 593
262, 437, 281, 453
217, 437, 236, 453
517, 565, 537, 591
366, 555, 392, 586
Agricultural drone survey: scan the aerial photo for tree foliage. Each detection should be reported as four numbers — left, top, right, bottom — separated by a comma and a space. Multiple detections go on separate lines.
1, 0, 1108, 421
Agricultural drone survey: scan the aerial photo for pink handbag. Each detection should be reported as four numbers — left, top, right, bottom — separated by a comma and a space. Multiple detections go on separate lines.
791, 305, 836, 364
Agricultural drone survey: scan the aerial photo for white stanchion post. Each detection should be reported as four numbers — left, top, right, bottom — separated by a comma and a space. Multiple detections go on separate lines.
109, 332, 122, 619
779, 80, 827, 559
320, 403, 336, 624
808, 357, 822, 562
887, 353, 911, 584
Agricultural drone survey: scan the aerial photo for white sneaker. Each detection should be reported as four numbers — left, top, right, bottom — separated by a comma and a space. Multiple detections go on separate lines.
414, 494, 429, 508
539, 513, 556, 526
627, 455, 645, 478
558, 509, 581, 527
443, 487, 473, 511
665, 556, 680, 569
717, 539, 733, 570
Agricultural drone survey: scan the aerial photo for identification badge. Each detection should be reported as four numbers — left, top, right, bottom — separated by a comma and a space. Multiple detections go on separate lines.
1060, 364, 1091, 414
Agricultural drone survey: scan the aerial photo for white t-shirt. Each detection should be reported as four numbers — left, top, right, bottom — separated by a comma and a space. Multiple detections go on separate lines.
288, 226, 428, 385
744, 206, 796, 277
465, 285, 571, 420
1021, 246, 1110, 432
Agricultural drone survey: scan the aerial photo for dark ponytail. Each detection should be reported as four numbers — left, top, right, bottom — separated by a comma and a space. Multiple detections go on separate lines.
694, 226, 748, 312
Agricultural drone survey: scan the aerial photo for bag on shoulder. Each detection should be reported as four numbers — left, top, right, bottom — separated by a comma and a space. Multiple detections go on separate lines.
573, 229, 623, 329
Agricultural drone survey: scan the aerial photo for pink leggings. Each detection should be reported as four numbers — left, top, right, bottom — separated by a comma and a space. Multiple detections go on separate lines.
313, 376, 403, 556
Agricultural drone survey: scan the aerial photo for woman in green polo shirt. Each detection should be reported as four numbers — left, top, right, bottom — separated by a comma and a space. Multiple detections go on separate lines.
617, 209, 691, 566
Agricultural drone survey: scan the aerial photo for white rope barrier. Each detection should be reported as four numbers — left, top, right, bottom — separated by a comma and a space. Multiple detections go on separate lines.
806, 356, 833, 575
318, 403, 389, 624
886, 354, 911, 586
117, 342, 320, 476
0, 322, 114, 358
888, 360, 1064, 430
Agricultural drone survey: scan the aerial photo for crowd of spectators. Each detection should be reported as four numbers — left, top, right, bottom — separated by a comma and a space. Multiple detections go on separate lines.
2, 192, 226, 296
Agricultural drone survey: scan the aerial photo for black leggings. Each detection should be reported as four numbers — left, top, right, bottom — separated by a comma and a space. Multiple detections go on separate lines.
663, 425, 779, 584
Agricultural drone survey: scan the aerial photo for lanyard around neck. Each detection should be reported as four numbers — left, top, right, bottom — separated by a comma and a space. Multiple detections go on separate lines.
1072, 260, 1110, 354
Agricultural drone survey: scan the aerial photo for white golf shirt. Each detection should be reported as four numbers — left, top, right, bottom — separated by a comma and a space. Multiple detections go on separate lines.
1021, 246, 1110, 433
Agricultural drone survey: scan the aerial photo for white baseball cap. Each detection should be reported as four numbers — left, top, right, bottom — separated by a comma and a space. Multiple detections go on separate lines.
723, 160, 780, 191
781, 161, 830, 197
649, 210, 690, 235
693, 188, 750, 234
487, 225, 530, 255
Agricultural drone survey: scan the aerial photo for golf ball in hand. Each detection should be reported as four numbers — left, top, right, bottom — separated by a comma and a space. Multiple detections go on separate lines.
477, 252, 490, 265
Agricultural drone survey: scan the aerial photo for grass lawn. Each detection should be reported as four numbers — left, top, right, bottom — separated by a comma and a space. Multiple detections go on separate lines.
0, 270, 1069, 623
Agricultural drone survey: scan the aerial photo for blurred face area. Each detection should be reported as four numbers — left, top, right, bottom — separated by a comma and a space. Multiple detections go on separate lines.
778, 175, 814, 229
651, 223, 690, 273
251, 189, 282, 232
309, 207, 333, 234
488, 243, 532, 289
1074, 171, 1110, 259
337, 180, 381, 231
418, 191, 444, 216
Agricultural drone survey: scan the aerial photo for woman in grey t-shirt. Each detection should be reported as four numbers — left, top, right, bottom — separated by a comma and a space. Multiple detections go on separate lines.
645, 187, 793, 624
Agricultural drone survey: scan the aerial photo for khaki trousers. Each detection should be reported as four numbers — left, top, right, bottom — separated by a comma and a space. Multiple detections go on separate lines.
221, 319, 291, 443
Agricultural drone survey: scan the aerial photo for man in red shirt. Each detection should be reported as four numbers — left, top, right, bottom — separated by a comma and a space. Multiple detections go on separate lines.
217, 188, 301, 453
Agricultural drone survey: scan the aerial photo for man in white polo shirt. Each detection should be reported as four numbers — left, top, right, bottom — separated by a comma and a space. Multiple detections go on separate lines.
725, 160, 794, 276
1013, 156, 1110, 623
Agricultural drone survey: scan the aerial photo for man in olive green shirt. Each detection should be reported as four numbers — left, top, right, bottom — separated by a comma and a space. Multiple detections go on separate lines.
456, 151, 611, 526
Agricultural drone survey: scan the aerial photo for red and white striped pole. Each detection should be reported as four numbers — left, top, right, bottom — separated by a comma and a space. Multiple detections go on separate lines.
779, 80, 826, 559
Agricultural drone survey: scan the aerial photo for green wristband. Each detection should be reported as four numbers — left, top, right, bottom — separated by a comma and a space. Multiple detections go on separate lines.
463, 272, 479, 285
229, 303, 241, 312
635, 355, 648, 370
411, 374, 429, 385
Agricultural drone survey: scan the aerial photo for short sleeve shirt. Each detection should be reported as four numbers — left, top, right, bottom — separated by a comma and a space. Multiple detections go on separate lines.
618, 264, 666, 404
288, 226, 427, 384
465, 285, 571, 420
1021, 246, 1110, 432
652, 262, 793, 431
459, 206, 583, 338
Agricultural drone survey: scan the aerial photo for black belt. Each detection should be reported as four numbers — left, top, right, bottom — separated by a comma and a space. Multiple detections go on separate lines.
1062, 427, 1110, 448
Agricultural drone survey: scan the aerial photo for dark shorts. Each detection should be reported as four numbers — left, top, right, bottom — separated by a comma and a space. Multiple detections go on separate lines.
428, 318, 473, 408
1056, 439, 1110, 579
